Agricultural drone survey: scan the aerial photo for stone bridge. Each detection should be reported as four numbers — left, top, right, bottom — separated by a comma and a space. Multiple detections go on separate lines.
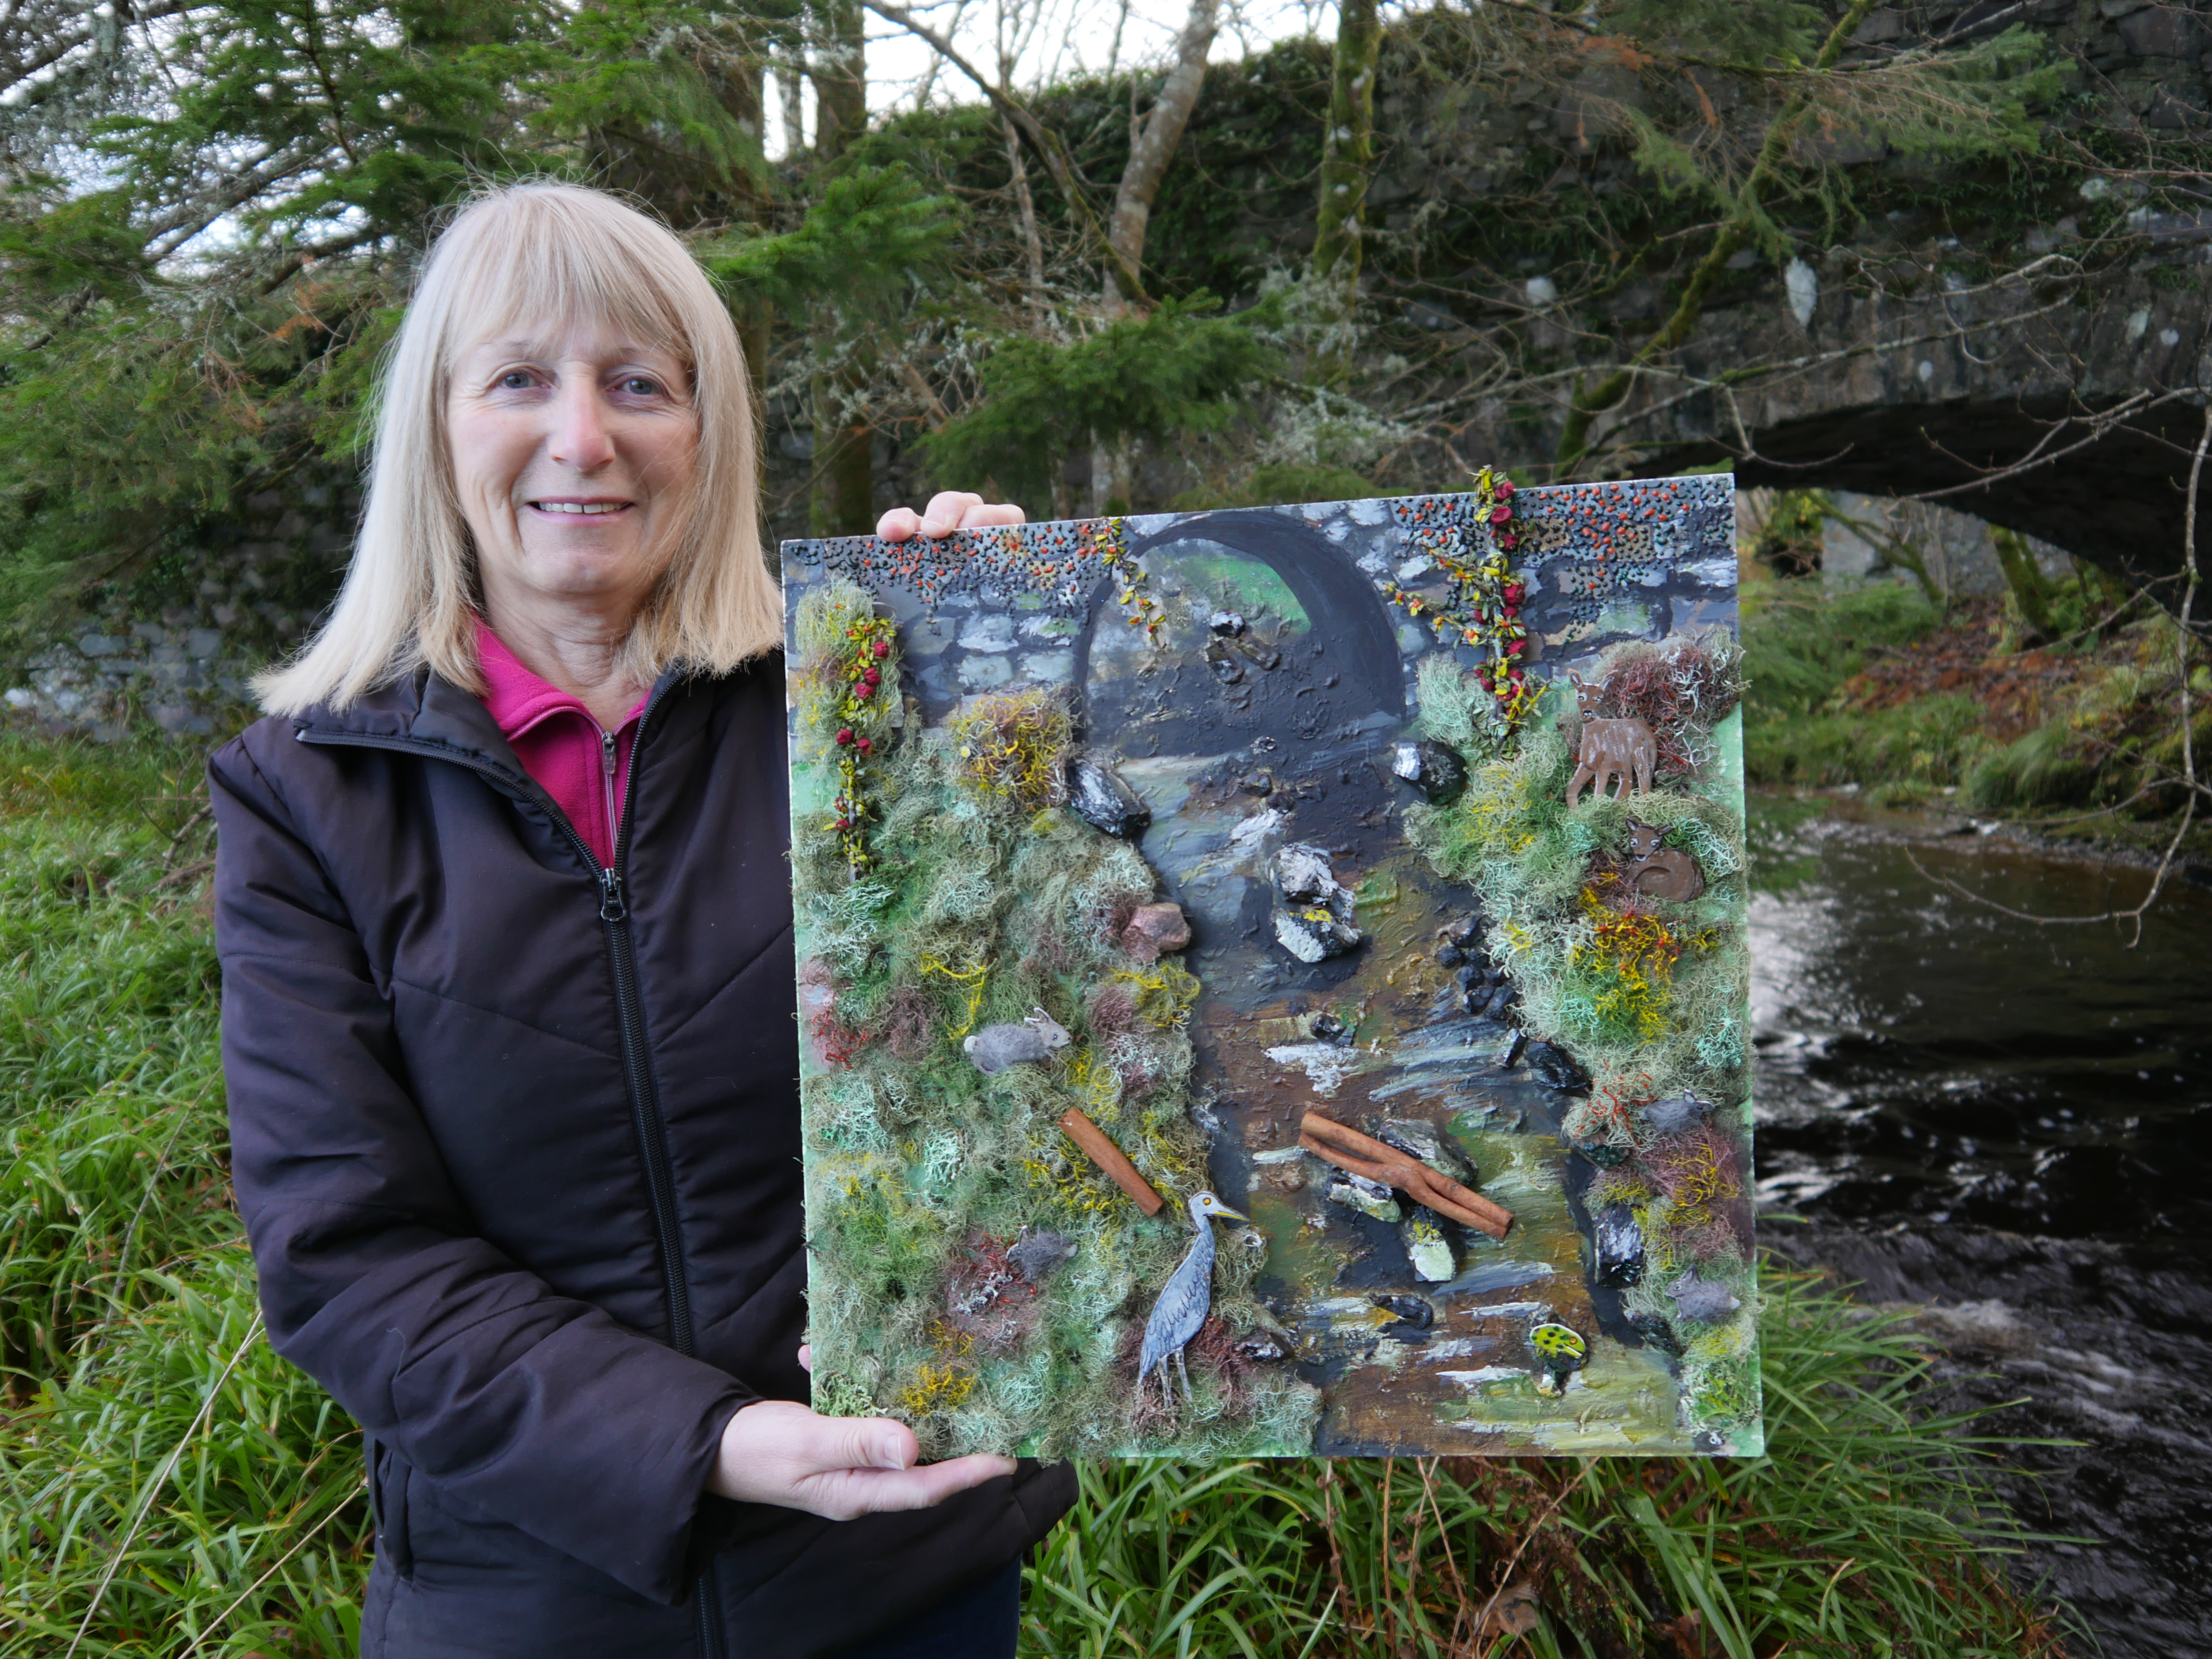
1587, 249, 2212, 605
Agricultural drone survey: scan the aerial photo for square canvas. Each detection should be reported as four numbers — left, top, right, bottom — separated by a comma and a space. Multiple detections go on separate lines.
780, 470, 1760, 1458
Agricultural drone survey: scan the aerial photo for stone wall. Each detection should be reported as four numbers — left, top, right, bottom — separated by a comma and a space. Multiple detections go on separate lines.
3, 478, 359, 741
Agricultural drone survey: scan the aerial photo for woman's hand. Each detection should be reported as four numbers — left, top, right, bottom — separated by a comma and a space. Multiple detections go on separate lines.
877, 491, 1025, 541
706, 1398, 1016, 1521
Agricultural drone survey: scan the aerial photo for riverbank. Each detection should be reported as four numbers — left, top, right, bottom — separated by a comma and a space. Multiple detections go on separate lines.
0, 729, 2077, 1655
1741, 578, 2212, 871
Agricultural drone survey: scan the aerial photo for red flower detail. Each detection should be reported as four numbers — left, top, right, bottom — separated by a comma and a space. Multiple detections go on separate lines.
863, 667, 881, 687
872, 639, 890, 659
1497, 532, 1518, 551
854, 683, 873, 699
1505, 637, 1525, 655
1488, 505, 1513, 526
856, 737, 872, 755
836, 817, 853, 831
1494, 478, 1516, 498
1503, 581, 1525, 603
836, 728, 854, 746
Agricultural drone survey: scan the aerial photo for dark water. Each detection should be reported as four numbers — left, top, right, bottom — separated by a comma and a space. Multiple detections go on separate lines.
1749, 796, 2212, 1254
1747, 797, 2212, 1657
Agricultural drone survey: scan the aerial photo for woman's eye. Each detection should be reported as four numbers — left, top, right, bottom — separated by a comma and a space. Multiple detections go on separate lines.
498, 371, 535, 390
621, 376, 661, 397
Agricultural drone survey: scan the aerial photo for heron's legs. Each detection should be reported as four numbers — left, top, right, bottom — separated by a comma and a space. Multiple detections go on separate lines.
1175, 1348, 1192, 1402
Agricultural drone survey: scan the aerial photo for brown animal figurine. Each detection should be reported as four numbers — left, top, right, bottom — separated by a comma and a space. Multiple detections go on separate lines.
1623, 820, 1704, 902
1566, 673, 1657, 807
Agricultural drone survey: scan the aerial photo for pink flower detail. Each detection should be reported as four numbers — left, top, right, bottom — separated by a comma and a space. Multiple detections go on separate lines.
1489, 505, 1513, 526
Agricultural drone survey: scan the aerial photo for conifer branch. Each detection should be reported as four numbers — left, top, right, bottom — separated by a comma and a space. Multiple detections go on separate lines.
1553, 0, 1881, 479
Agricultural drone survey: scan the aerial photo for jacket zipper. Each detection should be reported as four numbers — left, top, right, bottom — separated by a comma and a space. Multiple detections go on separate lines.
296, 690, 694, 1356
301, 690, 727, 1658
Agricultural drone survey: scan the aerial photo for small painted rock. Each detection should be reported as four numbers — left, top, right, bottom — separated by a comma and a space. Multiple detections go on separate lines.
1391, 739, 1468, 803
1493, 1028, 1527, 1070
1402, 1211, 1456, 1282
1274, 907, 1362, 963
1273, 842, 1345, 905
1008, 1226, 1074, 1282
1524, 1041, 1590, 1095
1238, 1335, 1287, 1362
1204, 641, 1245, 685
1626, 1310, 1683, 1357
1666, 1270, 1742, 1323
1638, 1094, 1711, 1137
1378, 1118, 1472, 1184
1309, 1012, 1349, 1044
1122, 901, 1191, 963
1225, 633, 1281, 670
1447, 914, 1486, 950
1591, 1204, 1644, 1289
1573, 1139, 1631, 1168
1065, 754, 1151, 839
1370, 1293, 1435, 1331
1323, 1170, 1403, 1224
1209, 610, 1246, 637
963, 1007, 1073, 1074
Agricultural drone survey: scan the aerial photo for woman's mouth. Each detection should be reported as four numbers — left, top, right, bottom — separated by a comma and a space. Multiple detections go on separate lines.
528, 498, 635, 516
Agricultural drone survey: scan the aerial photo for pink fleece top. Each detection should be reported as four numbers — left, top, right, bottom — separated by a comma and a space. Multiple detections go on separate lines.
476, 621, 648, 868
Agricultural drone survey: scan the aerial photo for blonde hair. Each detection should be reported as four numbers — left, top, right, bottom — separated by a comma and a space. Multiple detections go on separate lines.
255, 182, 776, 715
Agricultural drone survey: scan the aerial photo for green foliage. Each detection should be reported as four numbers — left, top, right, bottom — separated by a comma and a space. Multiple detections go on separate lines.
1024, 1268, 2074, 1657
1169, 461, 1379, 513
1740, 579, 1943, 719
920, 298, 1279, 505
706, 164, 959, 324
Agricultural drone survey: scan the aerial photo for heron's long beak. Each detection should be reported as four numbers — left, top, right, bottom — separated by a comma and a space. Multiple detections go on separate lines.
1212, 1204, 1249, 1225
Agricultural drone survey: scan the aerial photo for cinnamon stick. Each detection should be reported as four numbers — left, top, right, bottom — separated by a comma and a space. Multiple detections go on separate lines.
1298, 1111, 1514, 1239
1058, 1107, 1165, 1215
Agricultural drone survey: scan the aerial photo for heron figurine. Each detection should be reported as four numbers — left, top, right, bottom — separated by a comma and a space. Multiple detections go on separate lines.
1138, 1190, 1248, 1405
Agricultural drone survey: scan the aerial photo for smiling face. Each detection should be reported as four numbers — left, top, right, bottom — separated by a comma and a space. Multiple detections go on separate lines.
446, 319, 700, 632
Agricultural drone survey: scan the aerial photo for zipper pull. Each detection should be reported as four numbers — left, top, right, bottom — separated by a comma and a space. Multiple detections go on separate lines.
601, 729, 618, 781
599, 867, 627, 922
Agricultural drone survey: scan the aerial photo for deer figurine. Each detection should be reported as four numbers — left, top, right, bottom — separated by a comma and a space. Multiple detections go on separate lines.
1565, 673, 1657, 807
1622, 820, 1704, 902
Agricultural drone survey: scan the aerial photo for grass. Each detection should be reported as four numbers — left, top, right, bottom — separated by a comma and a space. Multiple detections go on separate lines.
0, 727, 2078, 1656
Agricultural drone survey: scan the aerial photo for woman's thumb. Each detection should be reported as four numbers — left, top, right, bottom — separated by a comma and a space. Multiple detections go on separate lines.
832, 1417, 918, 1472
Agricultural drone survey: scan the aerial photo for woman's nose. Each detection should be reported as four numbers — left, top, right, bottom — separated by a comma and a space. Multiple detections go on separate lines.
548, 380, 616, 471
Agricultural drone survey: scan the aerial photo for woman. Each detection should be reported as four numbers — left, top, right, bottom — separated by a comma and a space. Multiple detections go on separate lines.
211, 183, 1074, 1659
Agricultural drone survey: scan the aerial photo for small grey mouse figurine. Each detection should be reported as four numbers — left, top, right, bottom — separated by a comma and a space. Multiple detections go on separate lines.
963, 1007, 1073, 1075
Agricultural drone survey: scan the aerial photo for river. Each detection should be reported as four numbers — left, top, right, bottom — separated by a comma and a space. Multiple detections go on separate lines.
1748, 795, 2212, 1657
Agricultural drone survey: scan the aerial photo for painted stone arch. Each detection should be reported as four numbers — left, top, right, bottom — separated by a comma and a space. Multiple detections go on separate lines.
1072, 509, 1408, 752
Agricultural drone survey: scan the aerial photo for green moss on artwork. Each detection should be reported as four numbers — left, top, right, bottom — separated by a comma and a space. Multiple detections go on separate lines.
1404, 632, 1760, 1446
792, 583, 1319, 1458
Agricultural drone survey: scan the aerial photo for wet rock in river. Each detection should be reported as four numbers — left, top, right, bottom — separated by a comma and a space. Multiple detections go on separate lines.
1625, 1310, 1683, 1357
1237, 1334, 1286, 1363
1275, 843, 1347, 905
1309, 1012, 1349, 1044
1666, 1269, 1742, 1323
1402, 1210, 1456, 1282
1065, 753, 1151, 839
1225, 633, 1281, 671
1378, 1118, 1472, 1184
1275, 907, 1363, 962
1494, 1028, 1527, 1069
1203, 641, 1245, 684
1391, 739, 1468, 803
1208, 610, 1246, 637
1525, 1040, 1590, 1095
1592, 1204, 1645, 1288
1370, 1293, 1435, 1331
1324, 1170, 1403, 1224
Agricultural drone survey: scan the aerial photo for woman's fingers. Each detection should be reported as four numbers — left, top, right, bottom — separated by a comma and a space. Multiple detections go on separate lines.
708, 1400, 1013, 1519
796, 1342, 812, 1373
876, 493, 1028, 541
798, 1452, 1019, 1521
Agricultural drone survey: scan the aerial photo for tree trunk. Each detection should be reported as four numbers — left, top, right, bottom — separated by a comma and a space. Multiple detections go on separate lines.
1993, 527, 2057, 640
809, 0, 875, 537
1311, 0, 1379, 289
1103, 0, 1217, 316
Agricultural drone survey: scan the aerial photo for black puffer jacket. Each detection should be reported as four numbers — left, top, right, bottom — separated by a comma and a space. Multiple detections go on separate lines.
210, 658, 1074, 1659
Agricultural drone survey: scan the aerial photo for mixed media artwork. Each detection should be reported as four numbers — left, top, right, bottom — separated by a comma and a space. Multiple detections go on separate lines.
780, 469, 1759, 1458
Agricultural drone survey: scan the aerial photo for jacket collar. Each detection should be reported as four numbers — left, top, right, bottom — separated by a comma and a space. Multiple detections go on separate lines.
291, 662, 711, 780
